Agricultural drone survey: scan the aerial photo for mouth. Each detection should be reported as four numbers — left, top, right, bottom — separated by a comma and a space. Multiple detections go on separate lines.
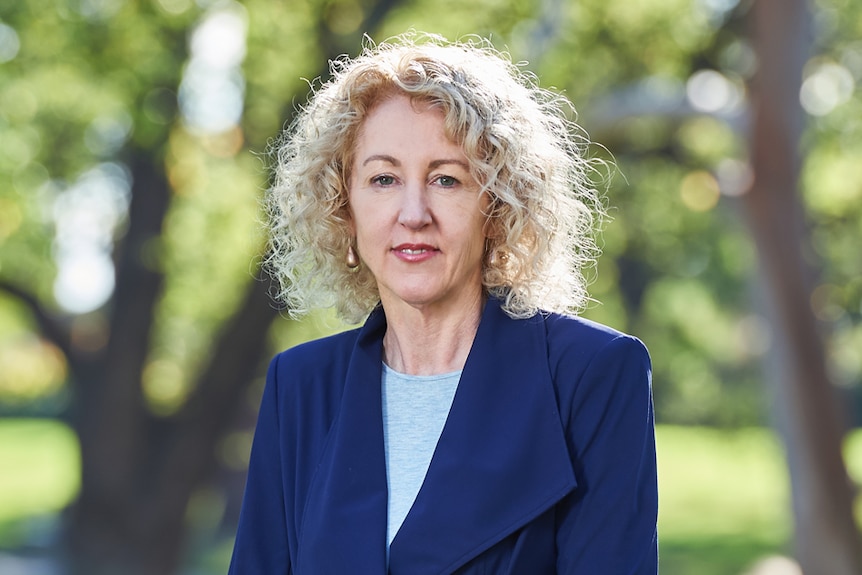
392, 244, 438, 261
393, 244, 436, 254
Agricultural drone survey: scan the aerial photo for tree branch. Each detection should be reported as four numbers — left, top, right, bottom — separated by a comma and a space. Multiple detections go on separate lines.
0, 279, 73, 360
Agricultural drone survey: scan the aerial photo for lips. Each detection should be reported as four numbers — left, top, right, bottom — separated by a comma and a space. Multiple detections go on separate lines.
392, 243, 437, 262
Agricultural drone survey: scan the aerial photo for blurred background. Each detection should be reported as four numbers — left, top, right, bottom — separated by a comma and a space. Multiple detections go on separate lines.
0, 0, 860, 573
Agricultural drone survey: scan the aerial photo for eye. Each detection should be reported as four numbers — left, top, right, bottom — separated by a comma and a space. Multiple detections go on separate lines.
371, 174, 396, 186
434, 175, 459, 188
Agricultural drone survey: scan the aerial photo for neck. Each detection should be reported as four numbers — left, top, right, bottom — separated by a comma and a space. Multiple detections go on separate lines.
381, 292, 485, 376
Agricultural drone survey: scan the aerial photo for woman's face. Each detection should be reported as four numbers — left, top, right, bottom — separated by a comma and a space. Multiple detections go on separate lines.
348, 95, 489, 316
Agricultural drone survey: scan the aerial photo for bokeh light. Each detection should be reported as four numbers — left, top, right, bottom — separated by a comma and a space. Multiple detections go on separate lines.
686, 69, 744, 114
800, 60, 855, 116
52, 163, 131, 314
179, 3, 248, 134
0, 22, 20, 63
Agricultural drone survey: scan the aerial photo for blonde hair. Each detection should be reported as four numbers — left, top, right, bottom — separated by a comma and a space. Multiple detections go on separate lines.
266, 32, 605, 323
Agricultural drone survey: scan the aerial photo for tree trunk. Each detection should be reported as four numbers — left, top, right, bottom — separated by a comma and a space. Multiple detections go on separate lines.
64, 146, 175, 574
743, 1, 862, 573
64, 273, 280, 575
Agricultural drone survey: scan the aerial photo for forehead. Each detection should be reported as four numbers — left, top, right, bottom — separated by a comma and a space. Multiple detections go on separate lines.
354, 96, 463, 155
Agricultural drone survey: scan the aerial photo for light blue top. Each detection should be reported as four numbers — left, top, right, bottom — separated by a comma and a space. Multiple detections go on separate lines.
381, 363, 461, 550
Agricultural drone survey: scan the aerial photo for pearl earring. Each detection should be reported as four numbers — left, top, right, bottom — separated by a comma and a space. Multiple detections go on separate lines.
346, 244, 360, 269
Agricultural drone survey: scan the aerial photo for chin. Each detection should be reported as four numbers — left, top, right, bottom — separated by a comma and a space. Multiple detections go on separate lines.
392, 291, 440, 308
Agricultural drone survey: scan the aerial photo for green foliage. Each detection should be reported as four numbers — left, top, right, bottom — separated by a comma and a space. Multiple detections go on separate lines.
143, 131, 265, 413
797, 0, 862, 397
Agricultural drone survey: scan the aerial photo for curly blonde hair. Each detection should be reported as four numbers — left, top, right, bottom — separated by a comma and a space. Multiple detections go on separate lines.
266, 32, 605, 323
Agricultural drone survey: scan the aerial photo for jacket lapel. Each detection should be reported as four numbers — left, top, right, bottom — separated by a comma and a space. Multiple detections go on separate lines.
295, 307, 389, 574
388, 298, 577, 575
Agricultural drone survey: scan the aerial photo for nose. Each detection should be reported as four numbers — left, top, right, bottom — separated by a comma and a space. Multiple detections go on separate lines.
397, 183, 432, 229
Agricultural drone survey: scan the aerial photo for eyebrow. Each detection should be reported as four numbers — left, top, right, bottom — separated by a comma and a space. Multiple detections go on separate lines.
362, 154, 400, 166
429, 158, 470, 171
361, 155, 469, 171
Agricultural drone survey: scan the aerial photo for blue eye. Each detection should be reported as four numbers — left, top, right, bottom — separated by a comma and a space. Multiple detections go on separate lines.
436, 175, 458, 187
372, 175, 395, 186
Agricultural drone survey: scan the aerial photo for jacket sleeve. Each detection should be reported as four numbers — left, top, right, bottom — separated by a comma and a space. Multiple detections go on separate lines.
555, 334, 658, 574
228, 356, 292, 575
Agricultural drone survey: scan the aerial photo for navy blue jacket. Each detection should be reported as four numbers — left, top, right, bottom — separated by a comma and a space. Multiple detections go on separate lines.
229, 297, 658, 574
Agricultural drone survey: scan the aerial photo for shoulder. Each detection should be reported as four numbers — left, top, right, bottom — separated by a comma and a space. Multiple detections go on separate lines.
274, 326, 362, 369
268, 327, 363, 398
536, 311, 651, 399
542, 311, 649, 364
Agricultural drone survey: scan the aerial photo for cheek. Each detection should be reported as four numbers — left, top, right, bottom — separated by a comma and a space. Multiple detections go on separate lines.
349, 203, 380, 244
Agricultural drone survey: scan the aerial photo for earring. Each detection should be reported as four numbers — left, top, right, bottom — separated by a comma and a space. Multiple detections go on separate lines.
346, 244, 360, 269
486, 239, 500, 266
487, 246, 507, 267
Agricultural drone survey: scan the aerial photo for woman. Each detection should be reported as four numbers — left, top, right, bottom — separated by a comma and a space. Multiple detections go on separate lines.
230, 33, 657, 574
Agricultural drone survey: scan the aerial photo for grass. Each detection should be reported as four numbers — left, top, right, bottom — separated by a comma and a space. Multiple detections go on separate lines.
0, 418, 80, 547
656, 426, 794, 574
0, 419, 860, 574
0, 419, 80, 519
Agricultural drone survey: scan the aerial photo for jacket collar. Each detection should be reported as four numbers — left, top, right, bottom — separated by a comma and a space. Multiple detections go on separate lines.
297, 297, 577, 574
